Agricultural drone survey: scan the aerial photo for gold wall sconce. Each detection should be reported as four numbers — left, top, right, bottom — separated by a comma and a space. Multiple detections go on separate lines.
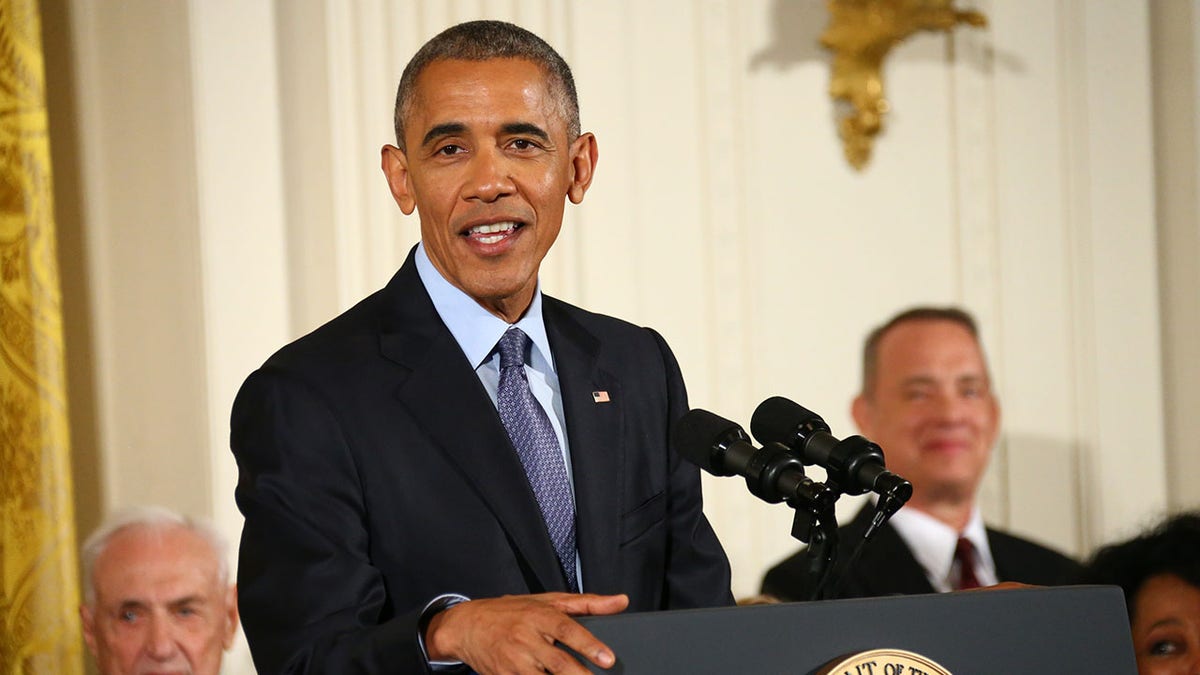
821, 0, 987, 170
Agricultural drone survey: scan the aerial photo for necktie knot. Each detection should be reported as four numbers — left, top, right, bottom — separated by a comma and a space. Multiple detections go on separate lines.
498, 327, 530, 371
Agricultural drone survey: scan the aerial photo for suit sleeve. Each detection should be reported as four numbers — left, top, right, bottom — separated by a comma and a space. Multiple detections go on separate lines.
650, 329, 735, 609
760, 554, 817, 602
231, 367, 435, 675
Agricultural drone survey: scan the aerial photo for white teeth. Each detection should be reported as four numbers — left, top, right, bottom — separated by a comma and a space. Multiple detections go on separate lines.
478, 234, 505, 244
467, 221, 517, 235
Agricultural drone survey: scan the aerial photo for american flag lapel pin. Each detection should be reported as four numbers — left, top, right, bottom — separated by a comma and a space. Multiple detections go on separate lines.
591, 390, 610, 403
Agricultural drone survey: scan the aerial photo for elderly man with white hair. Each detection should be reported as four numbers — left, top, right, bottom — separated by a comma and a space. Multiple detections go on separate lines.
79, 506, 239, 675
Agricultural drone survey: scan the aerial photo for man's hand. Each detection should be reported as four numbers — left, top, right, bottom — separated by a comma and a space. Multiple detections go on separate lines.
962, 581, 1037, 592
425, 592, 629, 674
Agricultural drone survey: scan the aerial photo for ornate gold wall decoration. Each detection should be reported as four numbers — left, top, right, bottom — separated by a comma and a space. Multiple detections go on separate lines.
0, 0, 85, 672
821, 0, 986, 170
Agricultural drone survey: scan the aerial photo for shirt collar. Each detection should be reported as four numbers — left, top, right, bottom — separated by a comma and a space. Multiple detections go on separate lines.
415, 242, 554, 370
888, 504, 992, 585
961, 509, 993, 572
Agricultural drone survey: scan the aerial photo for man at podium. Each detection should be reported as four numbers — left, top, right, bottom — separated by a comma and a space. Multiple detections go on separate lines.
230, 19, 732, 675
762, 306, 1080, 600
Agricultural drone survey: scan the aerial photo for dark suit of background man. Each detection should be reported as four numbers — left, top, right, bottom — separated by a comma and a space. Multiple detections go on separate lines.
231, 20, 732, 675
762, 307, 1080, 601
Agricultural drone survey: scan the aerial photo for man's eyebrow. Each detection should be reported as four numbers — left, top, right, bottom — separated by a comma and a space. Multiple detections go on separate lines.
168, 595, 207, 609
420, 121, 552, 149
420, 122, 467, 148
501, 122, 550, 142
169, 594, 206, 605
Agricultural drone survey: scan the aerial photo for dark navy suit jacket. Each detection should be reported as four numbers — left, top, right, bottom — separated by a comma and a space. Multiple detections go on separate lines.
761, 505, 1081, 602
232, 250, 733, 673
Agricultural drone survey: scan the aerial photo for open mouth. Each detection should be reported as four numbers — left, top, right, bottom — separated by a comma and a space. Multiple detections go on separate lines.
463, 221, 523, 245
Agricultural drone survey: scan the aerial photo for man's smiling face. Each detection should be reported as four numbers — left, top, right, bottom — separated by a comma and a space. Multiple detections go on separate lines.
382, 57, 596, 322
852, 318, 1000, 509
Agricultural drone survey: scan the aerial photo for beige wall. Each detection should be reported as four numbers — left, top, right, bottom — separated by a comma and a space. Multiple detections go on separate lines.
46, 2, 1198, 671
1152, 1, 1200, 514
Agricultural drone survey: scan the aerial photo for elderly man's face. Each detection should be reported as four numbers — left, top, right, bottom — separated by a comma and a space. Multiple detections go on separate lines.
381, 57, 597, 323
852, 319, 1000, 508
81, 525, 237, 675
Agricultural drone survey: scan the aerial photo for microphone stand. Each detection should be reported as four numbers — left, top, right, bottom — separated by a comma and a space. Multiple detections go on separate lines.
787, 482, 841, 602
819, 480, 911, 600
739, 441, 841, 601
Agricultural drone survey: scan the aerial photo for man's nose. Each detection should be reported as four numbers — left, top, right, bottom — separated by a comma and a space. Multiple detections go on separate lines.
462, 147, 515, 202
143, 615, 179, 661
932, 392, 968, 422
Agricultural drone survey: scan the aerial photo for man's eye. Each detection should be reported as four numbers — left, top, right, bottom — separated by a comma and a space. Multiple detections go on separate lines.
436, 144, 464, 156
120, 610, 138, 623
511, 139, 538, 150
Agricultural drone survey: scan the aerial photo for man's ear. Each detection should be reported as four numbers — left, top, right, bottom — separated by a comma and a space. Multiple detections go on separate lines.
223, 585, 240, 650
381, 144, 416, 215
985, 393, 1001, 446
566, 132, 598, 204
80, 604, 99, 658
851, 394, 872, 435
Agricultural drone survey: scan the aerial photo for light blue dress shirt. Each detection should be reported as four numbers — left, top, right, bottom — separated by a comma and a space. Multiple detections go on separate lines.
414, 243, 587, 669
414, 243, 583, 585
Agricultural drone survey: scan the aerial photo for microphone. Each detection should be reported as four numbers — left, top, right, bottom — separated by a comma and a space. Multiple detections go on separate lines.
750, 396, 912, 505
672, 408, 835, 510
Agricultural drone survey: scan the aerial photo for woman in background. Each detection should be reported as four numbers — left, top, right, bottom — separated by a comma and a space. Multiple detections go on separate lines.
1084, 512, 1200, 675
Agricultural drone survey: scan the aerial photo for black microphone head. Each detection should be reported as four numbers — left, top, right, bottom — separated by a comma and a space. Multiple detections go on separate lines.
750, 396, 829, 447
671, 408, 751, 476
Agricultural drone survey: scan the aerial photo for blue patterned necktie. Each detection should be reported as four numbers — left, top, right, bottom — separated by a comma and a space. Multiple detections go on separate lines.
495, 326, 578, 592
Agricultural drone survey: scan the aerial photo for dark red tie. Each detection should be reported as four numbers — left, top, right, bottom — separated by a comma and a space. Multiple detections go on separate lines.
954, 537, 981, 590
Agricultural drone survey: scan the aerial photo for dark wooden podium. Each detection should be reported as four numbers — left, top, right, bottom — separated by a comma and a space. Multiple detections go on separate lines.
576, 586, 1136, 673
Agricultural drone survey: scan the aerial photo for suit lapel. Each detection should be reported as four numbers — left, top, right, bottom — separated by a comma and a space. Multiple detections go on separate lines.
846, 508, 936, 596
988, 528, 1021, 582
378, 256, 567, 593
544, 299, 623, 594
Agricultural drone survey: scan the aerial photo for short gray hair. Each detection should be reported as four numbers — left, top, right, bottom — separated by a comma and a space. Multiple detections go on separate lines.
393, 20, 581, 151
81, 505, 230, 606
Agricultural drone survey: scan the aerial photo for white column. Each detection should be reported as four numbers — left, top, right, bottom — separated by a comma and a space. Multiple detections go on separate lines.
187, 2, 292, 672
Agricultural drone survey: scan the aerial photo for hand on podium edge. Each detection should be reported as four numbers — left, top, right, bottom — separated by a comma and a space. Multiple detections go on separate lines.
425, 592, 630, 674
737, 593, 784, 606
959, 581, 1039, 593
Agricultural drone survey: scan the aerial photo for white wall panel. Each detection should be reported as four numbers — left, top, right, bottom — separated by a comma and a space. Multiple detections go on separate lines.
988, 0, 1084, 554
1152, 0, 1200, 514
1073, 0, 1165, 544
66, 0, 213, 523
187, 0, 292, 552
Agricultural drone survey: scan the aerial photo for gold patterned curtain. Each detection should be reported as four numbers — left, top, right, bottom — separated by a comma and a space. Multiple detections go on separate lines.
0, 0, 84, 672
